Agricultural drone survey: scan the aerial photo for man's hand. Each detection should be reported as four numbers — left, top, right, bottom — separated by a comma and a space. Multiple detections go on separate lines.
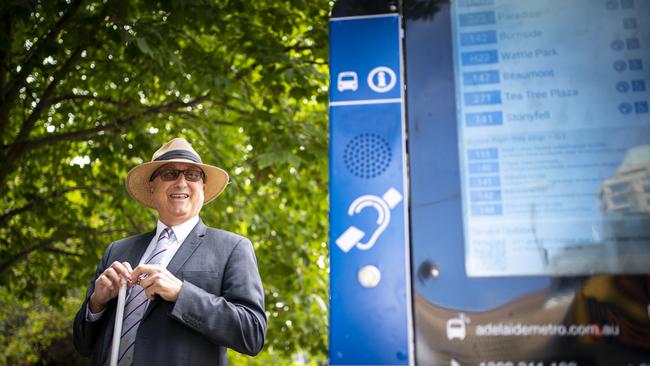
89, 261, 133, 313
132, 264, 183, 302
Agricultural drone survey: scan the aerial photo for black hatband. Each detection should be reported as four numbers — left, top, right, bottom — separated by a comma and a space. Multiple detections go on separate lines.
154, 150, 202, 163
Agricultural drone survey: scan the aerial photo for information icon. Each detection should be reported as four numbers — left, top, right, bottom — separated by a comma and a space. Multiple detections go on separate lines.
367, 66, 397, 93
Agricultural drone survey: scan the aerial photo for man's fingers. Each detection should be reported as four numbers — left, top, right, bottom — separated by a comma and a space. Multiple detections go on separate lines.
136, 270, 182, 302
132, 264, 161, 282
91, 262, 134, 308
121, 262, 136, 286
144, 284, 157, 301
138, 272, 162, 288
109, 261, 133, 282
97, 264, 130, 294
97, 274, 114, 291
103, 267, 121, 284
141, 279, 162, 300
123, 261, 134, 273
94, 276, 117, 304
131, 265, 148, 279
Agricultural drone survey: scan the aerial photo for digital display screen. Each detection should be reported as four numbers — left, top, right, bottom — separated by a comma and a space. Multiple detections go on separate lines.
452, 0, 650, 276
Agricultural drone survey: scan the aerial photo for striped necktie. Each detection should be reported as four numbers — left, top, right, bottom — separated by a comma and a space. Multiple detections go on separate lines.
116, 227, 175, 366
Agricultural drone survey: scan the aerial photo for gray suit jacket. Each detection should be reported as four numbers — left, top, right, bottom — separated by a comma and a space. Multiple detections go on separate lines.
73, 219, 266, 365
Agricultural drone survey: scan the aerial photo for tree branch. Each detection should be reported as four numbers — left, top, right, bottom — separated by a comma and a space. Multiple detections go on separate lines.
0, 238, 56, 275
0, 186, 111, 227
302, 60, 327, 66
95, 228, 140, 237
211, 96, 255, 116
43, 247, 83, 257
50, 94, 128, 107
115, 201, 149, 234
0, 227, 137, 275
0, 9, 15, 103
22, 94, 212, 151
11, 48, 82, 147
0, 47, 84, 193
0, 0, 85, 137
1, 0, 84, 98
170, 110, 233, 125
0, 9, 15, 137
282, 45, 314, 53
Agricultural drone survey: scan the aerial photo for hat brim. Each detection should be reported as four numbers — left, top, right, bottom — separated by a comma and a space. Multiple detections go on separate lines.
125, 158, 229, 208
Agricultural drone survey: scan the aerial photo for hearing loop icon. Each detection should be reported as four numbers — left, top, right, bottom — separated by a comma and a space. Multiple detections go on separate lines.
335, 187, 403, 253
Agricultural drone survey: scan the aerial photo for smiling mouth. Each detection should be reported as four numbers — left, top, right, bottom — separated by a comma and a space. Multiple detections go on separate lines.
169, 193, 190, 199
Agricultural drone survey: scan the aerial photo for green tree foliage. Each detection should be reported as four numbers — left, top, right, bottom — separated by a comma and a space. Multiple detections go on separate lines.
0, 0, 330, 364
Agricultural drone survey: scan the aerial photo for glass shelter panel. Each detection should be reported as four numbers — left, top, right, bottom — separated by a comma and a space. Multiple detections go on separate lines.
405, 0, 650, 365
451, 0, 650, 277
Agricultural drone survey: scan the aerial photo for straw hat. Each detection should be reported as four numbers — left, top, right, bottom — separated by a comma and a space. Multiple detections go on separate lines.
125, 138, 229, 208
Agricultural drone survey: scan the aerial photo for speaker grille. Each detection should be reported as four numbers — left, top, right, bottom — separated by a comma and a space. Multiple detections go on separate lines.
343, 133, 392, 179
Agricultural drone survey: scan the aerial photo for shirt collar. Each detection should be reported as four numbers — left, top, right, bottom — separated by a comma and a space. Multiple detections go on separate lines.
155, 215, 200, 245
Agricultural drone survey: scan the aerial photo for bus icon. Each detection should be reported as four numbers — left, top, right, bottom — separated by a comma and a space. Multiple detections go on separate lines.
337, 71, 358, 92
446, 313, 470, 340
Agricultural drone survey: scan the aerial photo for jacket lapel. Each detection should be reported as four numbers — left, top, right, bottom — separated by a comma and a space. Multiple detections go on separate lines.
125, 230, 155, 266
142, 219, 207, 318
166, 219, 207, 276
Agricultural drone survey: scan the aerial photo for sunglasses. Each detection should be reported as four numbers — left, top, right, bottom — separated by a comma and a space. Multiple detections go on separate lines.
150, 168, 205, 182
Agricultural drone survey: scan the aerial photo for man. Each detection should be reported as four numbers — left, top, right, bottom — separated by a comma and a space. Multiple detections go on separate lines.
73, 138, 266, 365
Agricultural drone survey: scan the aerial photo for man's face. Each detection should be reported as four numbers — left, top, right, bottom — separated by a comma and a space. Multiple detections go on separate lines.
148, 162, 205, 226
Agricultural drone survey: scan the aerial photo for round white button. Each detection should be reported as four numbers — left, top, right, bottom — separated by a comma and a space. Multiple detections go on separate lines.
358, 265, 381, 288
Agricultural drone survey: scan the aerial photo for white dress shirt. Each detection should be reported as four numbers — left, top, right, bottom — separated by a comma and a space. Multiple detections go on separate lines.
86, 215, 200, 321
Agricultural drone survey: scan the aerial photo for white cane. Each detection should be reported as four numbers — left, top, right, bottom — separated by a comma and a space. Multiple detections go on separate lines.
110, 279, 127, 366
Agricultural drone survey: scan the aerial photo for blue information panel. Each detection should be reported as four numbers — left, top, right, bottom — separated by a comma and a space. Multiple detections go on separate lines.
329, 14, 412, 365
